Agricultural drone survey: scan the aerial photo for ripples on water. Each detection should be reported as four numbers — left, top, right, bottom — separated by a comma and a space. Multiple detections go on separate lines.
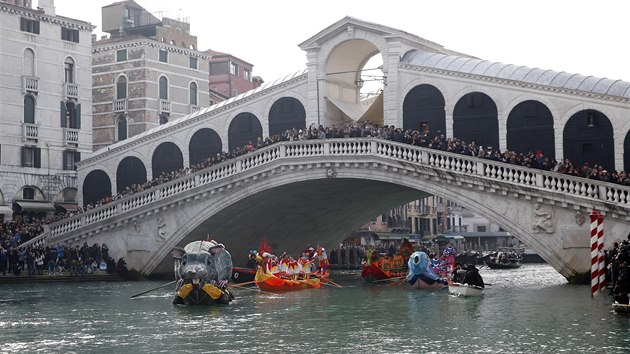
0, 265, 628, 353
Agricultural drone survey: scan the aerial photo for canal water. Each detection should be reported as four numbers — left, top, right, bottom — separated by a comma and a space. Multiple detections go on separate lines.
1, 264, 628, 353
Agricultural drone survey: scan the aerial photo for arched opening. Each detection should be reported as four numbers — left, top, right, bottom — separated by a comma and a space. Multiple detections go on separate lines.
189, 82, 198, 106
64, 57, 75, 83
323, 39, 384, 125
402, 84, 446, 136
117, 156, 147, 193
453, 92, 499, 149
563, 110, 614, 170
507, 100, 555, 159
189, 128, 222, 166
624, 131, 630, 172
24, 94, 35, 124
116, 75, 127, 99
268, 97, 306, 136
82, 170, 111, 206
23, 48, 35, 77
117, 115, 127, 141
228, 112, 262, 152
159, 76, 168, 100
152, 142, 183, 179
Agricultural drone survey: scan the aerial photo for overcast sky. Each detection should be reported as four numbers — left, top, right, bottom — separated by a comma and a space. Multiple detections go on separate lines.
45, 0, 629, 83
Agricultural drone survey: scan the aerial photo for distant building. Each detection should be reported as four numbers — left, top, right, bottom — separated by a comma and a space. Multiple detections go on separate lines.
92, 0, 210, 151
206, 49, 263, 105
0, 0, 94, 220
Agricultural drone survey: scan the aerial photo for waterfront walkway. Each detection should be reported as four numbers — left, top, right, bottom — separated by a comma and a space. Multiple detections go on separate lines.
0, 271, 125, 284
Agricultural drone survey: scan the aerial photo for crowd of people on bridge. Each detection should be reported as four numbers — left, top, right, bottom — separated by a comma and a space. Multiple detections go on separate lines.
606, 234, 630, 304
10, 121, 630, 252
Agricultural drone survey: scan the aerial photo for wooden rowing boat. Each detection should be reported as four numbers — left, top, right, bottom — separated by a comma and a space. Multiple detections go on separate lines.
612, 301, 630, 313
361, 262, 406, 283
254, 267, 321, 292
408, 277, 447, 290
448, 282, 484, 297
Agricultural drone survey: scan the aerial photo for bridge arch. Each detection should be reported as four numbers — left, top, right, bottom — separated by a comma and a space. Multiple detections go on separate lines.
151, 142, 184, 179
227, 112, 263, 152
116, 156, 147, 193
268, 97, 306, 136
402, 84, 446, 136
189, 128, 222, 166
563, 109, 614, 170
453, 91, 499, 148
506, 100, 555, 158
83, 170, 111, 206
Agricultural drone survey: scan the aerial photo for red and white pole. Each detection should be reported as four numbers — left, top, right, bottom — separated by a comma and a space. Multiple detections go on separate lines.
589, 209, 600, 298
597, 212, 606, 292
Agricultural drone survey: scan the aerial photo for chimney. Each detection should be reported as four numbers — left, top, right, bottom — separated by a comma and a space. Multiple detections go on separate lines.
37, 0, 56, 16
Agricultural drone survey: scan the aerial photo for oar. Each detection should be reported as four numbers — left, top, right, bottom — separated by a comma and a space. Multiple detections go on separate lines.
370, 276, 406, 283
325, 279, 347, 288
321, 281, 341, 288
384, 278, 407, 287
234, 285, 284, 296
131, 280, 177, 298
229, 280, 256, 288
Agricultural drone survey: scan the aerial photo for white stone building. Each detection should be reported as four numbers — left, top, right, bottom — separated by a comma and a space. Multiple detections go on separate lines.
0, 0, 94, 220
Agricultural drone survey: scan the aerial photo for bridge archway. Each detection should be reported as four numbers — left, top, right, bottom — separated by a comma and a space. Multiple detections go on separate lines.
268, 97, 306, 136
228, 112, 263, 152
82, 170, 111, 206
624, 131, 630, 172
116, 156, 147, 193
402, 84, 446, 136
507, 100, 555, 158
453, 92, 499, 149
563, 109, 614, 170
189, 128, 222, 166
151, 142, 184, 179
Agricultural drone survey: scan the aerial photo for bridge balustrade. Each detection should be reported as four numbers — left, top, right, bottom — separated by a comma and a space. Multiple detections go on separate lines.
22, 138, 630, 247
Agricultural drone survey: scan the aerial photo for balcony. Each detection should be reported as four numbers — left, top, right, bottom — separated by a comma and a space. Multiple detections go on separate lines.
23, 123, 38, 141
190, 104, 200, 114
64, 128, 79, 146
64, 82, 79, 99
114, 99, 127, 113
23, 76, 39, 93
159, 99, 171, 114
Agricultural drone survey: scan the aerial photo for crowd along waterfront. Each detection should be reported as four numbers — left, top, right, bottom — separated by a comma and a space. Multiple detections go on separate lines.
1, 264, 629, 353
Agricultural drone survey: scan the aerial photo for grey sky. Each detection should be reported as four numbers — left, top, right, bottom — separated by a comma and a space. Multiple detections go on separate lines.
46, 0, 629, 83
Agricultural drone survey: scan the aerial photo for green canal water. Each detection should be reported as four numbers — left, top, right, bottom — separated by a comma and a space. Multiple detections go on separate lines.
1, 264, 628, 353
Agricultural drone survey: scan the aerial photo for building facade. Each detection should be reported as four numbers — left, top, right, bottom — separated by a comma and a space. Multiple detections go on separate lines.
0, 0, 94, 220
206, 49, 262, 105
92, 0, 210, 151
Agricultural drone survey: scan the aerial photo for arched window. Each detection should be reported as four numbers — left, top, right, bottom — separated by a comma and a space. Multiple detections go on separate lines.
24, 95, 35, 124
189, 82, 198, 106
117, 115, 127, 141
64, 101, 81, 129
116, 76, 127, 99
159, 76, 168, 100
64, 57, 75, 83
23, 48, 35, 77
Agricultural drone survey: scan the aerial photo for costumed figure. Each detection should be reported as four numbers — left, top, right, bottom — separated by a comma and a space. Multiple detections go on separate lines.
442, 242, 457, 271
462, 264, 485, 288
406, 251, 447, 289
172, 240, 235, 305
316, 247, 329, 275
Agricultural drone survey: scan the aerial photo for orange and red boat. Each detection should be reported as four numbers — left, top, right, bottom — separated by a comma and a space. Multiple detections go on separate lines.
254, 267, 322, 292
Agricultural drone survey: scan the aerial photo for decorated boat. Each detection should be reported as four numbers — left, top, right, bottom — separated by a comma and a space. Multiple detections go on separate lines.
406, 251, 447, 290
254, 266, 322, 292
361, 241, 412, 282
448, 282, 484, 297
231, 266, 256, 283
171, 240, 235, 305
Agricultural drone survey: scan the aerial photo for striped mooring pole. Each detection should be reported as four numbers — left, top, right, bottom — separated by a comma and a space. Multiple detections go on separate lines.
589, 209, 603, 298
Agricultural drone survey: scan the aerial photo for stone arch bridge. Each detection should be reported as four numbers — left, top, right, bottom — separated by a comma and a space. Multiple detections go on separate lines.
27, 138, 630, 281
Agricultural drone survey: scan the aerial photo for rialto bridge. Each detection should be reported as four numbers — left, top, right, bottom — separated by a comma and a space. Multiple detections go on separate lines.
25, 17, 630, 280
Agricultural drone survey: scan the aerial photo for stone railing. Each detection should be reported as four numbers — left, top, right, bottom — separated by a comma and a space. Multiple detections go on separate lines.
64, 128, 79, 145
113, 99, 127, 112
23, 123, 38, 140
23, 75, 39, 92
64, 82, 79, 99
34, 138, 630, 245
159, 99, 171, 114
